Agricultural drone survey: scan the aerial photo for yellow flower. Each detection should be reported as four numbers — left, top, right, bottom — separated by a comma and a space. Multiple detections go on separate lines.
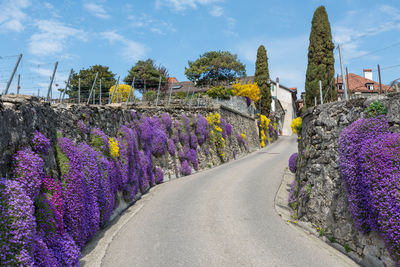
214, 126, 222, 132
241, 133, 246, 139
261, 141, 265, 148
232, 81, 260, 102
108, 137, 119, 158
291, 117, 302, 134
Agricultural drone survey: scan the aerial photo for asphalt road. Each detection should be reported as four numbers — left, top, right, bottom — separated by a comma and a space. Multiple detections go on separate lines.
100, 136, 357, 267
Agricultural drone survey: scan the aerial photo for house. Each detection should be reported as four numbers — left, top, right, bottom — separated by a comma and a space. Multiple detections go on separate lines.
336, 69, 393, 99
168, 76, 298, 136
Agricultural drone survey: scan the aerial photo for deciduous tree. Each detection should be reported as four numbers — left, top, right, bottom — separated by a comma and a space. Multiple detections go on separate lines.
185, 51, 246, 87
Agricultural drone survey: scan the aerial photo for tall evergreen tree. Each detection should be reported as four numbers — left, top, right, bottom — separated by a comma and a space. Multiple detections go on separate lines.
254, 45, 271, 115
305, 6, 335, 107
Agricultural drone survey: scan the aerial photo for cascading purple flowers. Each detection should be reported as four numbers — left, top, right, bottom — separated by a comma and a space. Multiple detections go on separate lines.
12, 147, 44, 199
180, 160, 191, 176
0, 179, 36, 266
339, 116, 400, 263
161, 113, 172, 133
32, 130, 51, 155
225, 123, 232, 137
195, 115, 209, 146
155, 167, 164, 184
288, 153, 297, 173
167, 139, 176, 156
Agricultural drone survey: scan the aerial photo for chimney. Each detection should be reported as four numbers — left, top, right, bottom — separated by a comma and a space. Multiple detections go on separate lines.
363, 69, 373, 80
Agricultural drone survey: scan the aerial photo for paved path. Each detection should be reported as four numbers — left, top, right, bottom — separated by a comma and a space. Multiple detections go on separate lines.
90, 136, 357, 267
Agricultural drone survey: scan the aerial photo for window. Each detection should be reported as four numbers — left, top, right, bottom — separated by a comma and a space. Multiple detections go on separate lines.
337, 83, 343, 90
366, 83, 374, 90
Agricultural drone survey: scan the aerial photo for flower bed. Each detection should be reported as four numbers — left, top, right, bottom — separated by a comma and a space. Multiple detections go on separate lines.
0, 111, 247, 266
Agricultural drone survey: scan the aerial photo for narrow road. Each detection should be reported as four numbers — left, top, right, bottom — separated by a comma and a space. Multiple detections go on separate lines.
100, 136, 356, 266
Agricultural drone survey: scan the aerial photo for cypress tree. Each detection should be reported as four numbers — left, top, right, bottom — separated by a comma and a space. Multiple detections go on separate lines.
254, 45, 271, 115
305, 6, 335, 107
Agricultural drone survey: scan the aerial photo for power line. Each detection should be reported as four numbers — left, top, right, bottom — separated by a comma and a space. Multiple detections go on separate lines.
348, 41, 400, 62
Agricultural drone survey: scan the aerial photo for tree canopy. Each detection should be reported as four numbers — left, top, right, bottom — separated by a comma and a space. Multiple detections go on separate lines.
254, 45, 271, 115
185, 51, 246, 87
123, 59, 167, 93
305, 6, 335, 107
67, 65, 116, 100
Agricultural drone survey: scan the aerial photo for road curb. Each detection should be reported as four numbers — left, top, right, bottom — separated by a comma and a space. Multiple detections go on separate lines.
274, 168, 361, 266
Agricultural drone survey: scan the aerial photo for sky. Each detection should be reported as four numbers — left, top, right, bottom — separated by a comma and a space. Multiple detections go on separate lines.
0, 0, 399, 98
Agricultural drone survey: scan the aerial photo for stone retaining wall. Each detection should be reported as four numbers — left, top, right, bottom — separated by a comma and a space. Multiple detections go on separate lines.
296, 93, 400, 267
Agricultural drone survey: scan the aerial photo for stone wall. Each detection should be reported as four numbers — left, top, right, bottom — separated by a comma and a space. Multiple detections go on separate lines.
0, 95, 259, 180
296, 93, 400, 267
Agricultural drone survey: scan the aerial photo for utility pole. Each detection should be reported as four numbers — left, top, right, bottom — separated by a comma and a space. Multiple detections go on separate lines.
78, 78, 81, 104
338, 44, 348, 100
99, 79, 102, 104
314, 96, 317, 106
319, 80, 323, 104
168, 81, 173, 106
3, 54, 22, 95
345, 67, 350, 99
61, 69, 73, 104
87, 72, 98, 105
17, 74, 20, 95
126, 77, 135, 106
378, 64, 383, 95
47, 61, 58, 102
156, 75, 162, 106
109, 76, 119, 104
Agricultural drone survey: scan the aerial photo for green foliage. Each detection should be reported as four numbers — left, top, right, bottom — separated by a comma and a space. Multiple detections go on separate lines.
206, 86, 233, 99
174, 92, 188, 99
318, 227, 325, 236
305, 6, 336, 107
364, 100, 387, 118
124, 59, 167, 93
68, 65, 116, 99
55, 145, 69, 176
328, 236, 336, 243
185, 51, 246, 87
255, 45, 272, 115
344, 243, 351, 253
143, 91, 157, 101
304, 184, 312, 198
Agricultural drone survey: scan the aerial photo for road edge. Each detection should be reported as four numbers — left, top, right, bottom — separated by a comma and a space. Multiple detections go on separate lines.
274, 168, 361, 266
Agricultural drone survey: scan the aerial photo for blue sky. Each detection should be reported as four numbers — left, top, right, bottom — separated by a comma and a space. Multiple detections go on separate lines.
0, 0, 399, 97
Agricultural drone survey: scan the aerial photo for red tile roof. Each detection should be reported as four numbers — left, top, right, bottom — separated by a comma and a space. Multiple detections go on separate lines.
336, 73, 392, 94
168, 77, 178, 84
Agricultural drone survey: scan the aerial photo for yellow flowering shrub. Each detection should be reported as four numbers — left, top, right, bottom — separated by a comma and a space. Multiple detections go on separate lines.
241, 133, 246, 139
258, 114, 273, 147
108, 137, 119, 158
206, 112, 225, 160
109, 84, 134, 103
232, 81, 260, 102
291, 117, 302, 134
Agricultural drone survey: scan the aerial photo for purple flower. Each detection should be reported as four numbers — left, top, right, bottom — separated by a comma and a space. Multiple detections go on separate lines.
0, 179, 36, 266
245, 97, 251, 106
161, 113, 172, 132
155, 167, 164, 184
12, 147, 44, 199
31, 131, 51, 155
151, 128, 167, 156
77, 120, 87, 134
180, 160, 191, 176
288, 153, 297, 173
195, 115, 209, 146
190, 134, 198, 149
167, 139, 176, 156
225, 123, 232, 136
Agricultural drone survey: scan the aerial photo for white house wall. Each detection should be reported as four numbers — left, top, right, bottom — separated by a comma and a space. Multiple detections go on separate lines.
271, 84, 295, 136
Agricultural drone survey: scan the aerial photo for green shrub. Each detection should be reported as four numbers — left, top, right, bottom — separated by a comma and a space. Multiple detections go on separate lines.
364, 100, 387, 118
174, 92, 188, 99
206, 86, 233, 99
344, 243, 351, 253
143, 91, 156, 101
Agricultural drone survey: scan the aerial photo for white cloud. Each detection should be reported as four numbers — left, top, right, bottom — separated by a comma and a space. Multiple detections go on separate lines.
101, 31, 148, 62
83, 2, 110, 19
210, 5, 224, 17
29, 20, 86, 56
0, 0, 30, 32
128, 14, 176, 35
155, 0, 221, 11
